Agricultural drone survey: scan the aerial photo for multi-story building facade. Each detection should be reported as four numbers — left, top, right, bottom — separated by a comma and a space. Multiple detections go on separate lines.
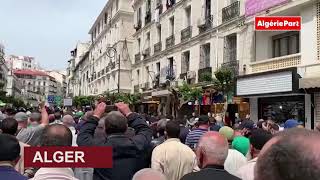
47, 70, 67, 98
66, 42, 90, 97
235, 0, 320, 129
86, 0, 134, 95
14, 69, 59, 106
6, 55, 40, 70
6, 73, 23, 98
0, 44, 8, 92
132, 0, 245, 115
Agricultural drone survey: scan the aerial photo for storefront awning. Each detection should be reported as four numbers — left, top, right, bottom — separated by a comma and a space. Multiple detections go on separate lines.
151, 90, 171, 97
300, 77, 320, 89
299, 65, 320, 89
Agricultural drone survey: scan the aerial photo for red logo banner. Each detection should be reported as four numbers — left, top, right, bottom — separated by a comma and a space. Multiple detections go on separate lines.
24, 147, 113, 168
255, 16, 301, 31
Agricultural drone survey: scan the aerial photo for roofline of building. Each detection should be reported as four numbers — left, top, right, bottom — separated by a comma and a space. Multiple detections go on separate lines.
88, 0, 115, 34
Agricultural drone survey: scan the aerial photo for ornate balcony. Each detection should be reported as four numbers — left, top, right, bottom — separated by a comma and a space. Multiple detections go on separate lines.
251, 53, 301, 73
181, 26, 192, 42
166, 35, 175, 49
222, 1, 240, 23
154, 42, 162, 54
134, 84, 140, 93
221, 60, 239, 76
198, 15, 213, 34
135, 53, 141, 63
198, 67, 212, 82
143, 48, 150, 59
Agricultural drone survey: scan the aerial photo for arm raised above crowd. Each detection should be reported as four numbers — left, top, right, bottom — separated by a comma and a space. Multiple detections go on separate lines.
77, 103, 106, 146
39, 104, 49, 127
115, 103, 152, 151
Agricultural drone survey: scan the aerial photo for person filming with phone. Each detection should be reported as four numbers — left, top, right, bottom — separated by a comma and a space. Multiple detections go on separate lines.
77, 102, 153, 180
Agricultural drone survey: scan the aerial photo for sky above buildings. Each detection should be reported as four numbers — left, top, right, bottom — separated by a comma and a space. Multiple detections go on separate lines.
0, 0, 106, 70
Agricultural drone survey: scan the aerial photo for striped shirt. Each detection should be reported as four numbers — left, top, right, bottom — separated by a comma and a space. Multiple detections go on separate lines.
185, 128, 208, 149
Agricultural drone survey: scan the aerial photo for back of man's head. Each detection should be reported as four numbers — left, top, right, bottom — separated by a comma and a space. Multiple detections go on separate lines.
133, 168, 167, 180
157, 119, 168, 136
29, 112, 41, 123
255, 128, 320, 180
197, 131, 228, 168
104, 111, 127, 134
54, 111, 62, 120
165, 120, 180, 139
40, 124, 72, 146
0, 118, 18, 135
62, 115, 75, 127
0, 134, 20, 164
250, 129, 272, 151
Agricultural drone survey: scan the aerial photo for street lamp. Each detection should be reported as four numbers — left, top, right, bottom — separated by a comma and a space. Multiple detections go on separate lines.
106, 47, 120, 93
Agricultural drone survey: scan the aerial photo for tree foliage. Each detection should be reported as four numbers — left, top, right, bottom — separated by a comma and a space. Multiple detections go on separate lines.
177, 83, 202, 102
213, 67, 235, 94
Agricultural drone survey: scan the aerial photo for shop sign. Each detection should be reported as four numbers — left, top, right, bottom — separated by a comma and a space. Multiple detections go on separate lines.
245, 0, 289, 17
237, 71, 293, 96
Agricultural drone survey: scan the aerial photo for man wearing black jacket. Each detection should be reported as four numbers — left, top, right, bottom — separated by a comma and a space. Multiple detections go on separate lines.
77, 102, 153, 180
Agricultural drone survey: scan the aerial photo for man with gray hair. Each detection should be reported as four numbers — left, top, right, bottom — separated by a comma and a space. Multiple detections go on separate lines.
132, 168, 167, 180
181, 132, 240, 180
16, 104, 49, 146
62, 115, 77, 146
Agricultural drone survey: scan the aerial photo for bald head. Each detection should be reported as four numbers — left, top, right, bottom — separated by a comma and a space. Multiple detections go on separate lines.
62, 115, 75, 127
255, 128, 320, 180
40, 124, 72, 146
196, 131, 229, 168
104, 111, 128, 135
132, 168, 167, 180
315, 122, 320, 132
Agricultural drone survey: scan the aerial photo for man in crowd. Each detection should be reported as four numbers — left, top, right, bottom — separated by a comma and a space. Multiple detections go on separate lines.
150, 119, 167, 150
132, 168, 167, 180
236, 129, 272, 180
0, 134, 27, 180
77, 102, 152, 180
15, 105, 49, 146
151, 120, 198, 180
62, 115, 77, 146
0, 117, 30, 176
185, 115, 210, 150
255, 128, 320, 180
181, 132, 240, 180
32, 124, 78, 180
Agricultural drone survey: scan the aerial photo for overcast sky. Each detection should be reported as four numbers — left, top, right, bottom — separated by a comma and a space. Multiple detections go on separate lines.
0, 0, 106, 70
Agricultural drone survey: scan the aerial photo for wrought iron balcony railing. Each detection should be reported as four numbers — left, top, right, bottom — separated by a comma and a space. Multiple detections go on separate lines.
166, 35, 175, 49
222, 1, 240, 23
181, 26, 192, 42
154, 42, 162, 54
199, 15, 213, 34
135, 53, 141, 63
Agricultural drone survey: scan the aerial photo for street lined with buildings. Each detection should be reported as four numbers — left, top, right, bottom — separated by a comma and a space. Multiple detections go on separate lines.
65, 0, 320, 129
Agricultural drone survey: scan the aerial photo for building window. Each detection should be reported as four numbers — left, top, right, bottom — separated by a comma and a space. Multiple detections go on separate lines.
181, 51, 190, 73
104, 13, 108, 24
137, 70, 140, 85
157, 25, 162, 42
146, 32, 151, 48
185, 6, 191, 27
156, 62, 161, 74
138, 38, 141, 52
272, 32, 300, 58
224, 33, 237, 63
168, 57, 174, 80
200, 43, 211, 69
145, 66, 149, 83
169, 17, 174, 35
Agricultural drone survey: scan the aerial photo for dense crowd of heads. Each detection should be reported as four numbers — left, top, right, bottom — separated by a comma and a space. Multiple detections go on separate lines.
0, 104, 319, 180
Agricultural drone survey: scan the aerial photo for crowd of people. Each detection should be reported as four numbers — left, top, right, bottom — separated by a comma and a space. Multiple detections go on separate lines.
0, 102, 320, 180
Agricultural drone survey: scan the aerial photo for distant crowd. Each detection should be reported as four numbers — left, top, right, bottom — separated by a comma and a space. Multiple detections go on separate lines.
0, 103, 320, 180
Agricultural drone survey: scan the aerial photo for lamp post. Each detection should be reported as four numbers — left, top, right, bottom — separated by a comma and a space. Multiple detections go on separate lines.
106, 47, 120, 93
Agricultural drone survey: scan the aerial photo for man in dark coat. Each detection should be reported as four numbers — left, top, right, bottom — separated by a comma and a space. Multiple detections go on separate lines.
77, 102, 152, 180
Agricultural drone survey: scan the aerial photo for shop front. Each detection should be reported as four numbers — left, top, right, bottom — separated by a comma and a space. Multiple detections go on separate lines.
236, 68, 313, 128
